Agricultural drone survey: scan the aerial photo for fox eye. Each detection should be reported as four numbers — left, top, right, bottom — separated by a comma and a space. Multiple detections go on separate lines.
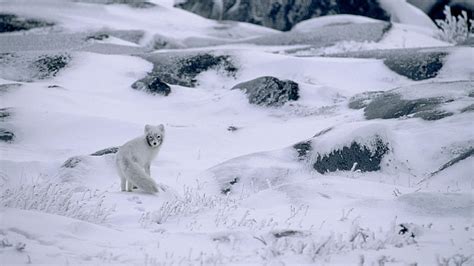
157, 136, 161, 139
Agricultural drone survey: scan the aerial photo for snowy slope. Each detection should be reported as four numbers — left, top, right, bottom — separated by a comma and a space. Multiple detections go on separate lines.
1, 1, 473, 265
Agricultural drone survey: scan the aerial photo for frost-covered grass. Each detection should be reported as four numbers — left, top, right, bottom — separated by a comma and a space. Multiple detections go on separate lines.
0, 178, 115, 224
436, 6, 473, 44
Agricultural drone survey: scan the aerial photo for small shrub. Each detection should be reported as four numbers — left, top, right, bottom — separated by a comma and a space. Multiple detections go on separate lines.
0, 179, 115, 224
436, 6, 473, 44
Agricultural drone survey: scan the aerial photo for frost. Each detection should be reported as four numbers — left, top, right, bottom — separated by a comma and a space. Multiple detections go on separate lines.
436, 6, 473, 44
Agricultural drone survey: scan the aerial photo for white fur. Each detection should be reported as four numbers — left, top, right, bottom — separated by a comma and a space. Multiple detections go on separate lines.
115, 124, 165, 193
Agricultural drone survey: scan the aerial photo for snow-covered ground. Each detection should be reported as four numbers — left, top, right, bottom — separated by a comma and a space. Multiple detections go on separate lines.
1, 1, 473, 265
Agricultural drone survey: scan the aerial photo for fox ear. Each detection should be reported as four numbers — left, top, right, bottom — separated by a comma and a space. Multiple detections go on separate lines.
158, 124, 164, 131
145, 124, 151, 133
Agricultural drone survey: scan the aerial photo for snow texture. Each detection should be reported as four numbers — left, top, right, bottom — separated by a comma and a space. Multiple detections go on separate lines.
0, 0, 473, 265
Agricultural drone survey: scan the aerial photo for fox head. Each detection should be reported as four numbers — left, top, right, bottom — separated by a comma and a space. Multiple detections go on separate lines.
144, 124, 165, 148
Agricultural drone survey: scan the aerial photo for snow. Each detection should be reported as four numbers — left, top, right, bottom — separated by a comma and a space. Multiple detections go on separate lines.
291, 15, 382, 32
378, 0, 438, 30
1, 1, 473, 265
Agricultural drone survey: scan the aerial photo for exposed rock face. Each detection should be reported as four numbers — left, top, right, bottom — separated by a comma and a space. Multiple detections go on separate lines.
352, 81, 474, 121
33, 54, 71, 80
231, 76, 299, 107
0, 13, 54, 33
131, 74, 171, 96
0, 128, 14, 143
0, 52, 71, 82
313, 137, 390, 173
364, 93, 452, 120
142, 53, 238, 87
62, 146, 119, 169
175, 0, 390, 31
348, 91, 385, 109
90, 147, 119, 156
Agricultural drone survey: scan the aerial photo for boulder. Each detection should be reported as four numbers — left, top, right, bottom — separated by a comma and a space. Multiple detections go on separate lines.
313, 137, 389, 173
328, 47, 448, 81
0, 13, 54, 33
0, 107, 12, 121
0, 128, 14, 143
175, 0, 390, 31
131, 74, 171, 96
357, 81, 474, 121
141, 52, 237, 87
90, 147, 119, 156
33, 54, 71, 80
231, 76, 299, 107
364, 93, 449, 120
0, 52, 71, 82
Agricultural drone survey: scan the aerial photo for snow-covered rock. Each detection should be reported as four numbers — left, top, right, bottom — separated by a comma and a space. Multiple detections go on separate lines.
231, 76, 299, 107
131, 74, 171, 96
141, 52, 238, 87
0, 52, 71, 82
352, 81, 474, 121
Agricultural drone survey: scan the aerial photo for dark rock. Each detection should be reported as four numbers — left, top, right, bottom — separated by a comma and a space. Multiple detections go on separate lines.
227, 126, 239, 132
127, 1, 156, 8
294, 127, 335, 161
383, 52, 446, 81
221, 177, 239, 194
313, 127, 334, 137
273, 230, 304, 238
131, 74, 171, 96
0, 13, 54, 33
364, 93, 449, 120
293, 140, 312, 161
313, 137, 389, 173
231, 76, 299, 107
142, 53, 238, 87
85, 33, 110, 41
0, 108, 12, 121
328, 47, 448, 81
33, 54, 71, 80
430, 148, 474, 176
90, 147, 119, 156
61, 156, 82, 168
0, 128, 14, 143
348, 91, 384, 109
176, 0, 390, 31
413, 109, 453, 120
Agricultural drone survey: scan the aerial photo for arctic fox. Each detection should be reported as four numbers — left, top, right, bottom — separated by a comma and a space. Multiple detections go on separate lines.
115, 124, 165, 193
